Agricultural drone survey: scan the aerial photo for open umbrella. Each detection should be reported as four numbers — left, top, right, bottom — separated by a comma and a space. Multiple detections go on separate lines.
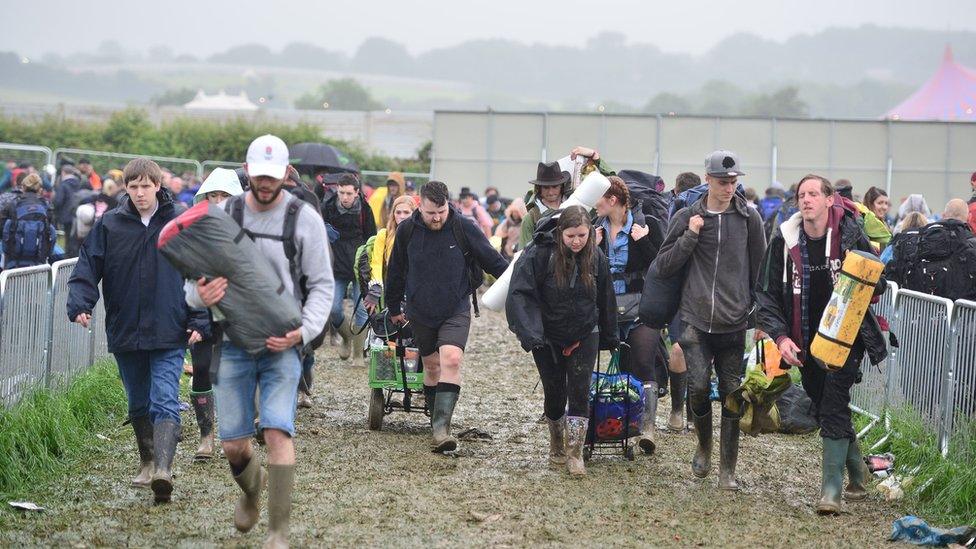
289, 142, 359, 174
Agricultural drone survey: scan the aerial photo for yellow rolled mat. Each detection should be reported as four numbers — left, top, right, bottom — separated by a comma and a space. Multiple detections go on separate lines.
810, 249, 884, 370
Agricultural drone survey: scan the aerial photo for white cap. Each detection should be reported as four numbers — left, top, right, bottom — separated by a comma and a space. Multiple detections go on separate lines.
245, 134, 289, 179
194, 167, 245, 204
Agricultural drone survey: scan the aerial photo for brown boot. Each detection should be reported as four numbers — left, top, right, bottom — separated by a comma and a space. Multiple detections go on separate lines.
264, 464, 295, 549
233, 457, 267, 533
546, 416, 567, 466
565, 416, 588, 476
191, 391, 215, 461
130, 415, 154, 488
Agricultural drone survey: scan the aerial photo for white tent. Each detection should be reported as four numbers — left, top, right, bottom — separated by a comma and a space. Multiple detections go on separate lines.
184, 90, 259, 111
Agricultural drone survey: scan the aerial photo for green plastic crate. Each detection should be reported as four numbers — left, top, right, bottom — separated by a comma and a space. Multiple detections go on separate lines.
368, 345, 423, 390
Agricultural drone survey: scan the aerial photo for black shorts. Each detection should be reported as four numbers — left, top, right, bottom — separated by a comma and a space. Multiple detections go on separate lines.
412, 309, 472, 357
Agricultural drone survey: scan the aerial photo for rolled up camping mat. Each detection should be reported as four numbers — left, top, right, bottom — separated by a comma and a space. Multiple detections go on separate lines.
481, 250, 522, 312
810, 249, 884, 370
481, 172, 610, 312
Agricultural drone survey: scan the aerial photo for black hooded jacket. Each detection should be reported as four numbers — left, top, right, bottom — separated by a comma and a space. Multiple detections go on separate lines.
506, 221, 618, 351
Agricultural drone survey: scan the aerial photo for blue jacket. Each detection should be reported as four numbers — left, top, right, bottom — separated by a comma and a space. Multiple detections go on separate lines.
385, 205, 508, 327
67, 190, 209, 353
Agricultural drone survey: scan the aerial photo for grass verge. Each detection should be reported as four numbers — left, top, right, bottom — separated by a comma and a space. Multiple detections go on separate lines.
857, 408, 976, 526
0, 359, 126, 501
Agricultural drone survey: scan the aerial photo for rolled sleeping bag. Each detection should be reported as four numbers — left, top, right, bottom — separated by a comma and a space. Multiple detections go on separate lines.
158, 201, 303, 356
810, 250, 884, 370
481, 171, 610, 312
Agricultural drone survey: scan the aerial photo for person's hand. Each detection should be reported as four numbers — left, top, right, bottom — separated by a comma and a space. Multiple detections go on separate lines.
390, 313, 407, 326
594, 226, 604, 246
778, 337, 803, 367
688, 215, 704, 234
630, 224, 649, 241
364, 301, 377, 314
267, 328, 303, 352
197, 277, 227, 307
570, 146, 599, 161
187, 330, 203, 345
74, 313, 91, 328
753, 329, 768, 342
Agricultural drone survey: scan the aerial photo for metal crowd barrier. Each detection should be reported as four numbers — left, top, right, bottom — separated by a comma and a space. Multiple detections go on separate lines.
0, 142, 53, 170
53, 147, 203, 180
851, 281, 898, 430
0, 265, 52, 406
0, 260, 112, 407
943, 300, 976, 455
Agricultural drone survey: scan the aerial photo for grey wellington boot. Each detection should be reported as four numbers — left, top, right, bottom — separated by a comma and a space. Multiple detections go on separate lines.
264, 464, 295, 549
150, 419, 181, 503
667, 371, 688, 432
636, 383, 659, 455
431, 390, 460, 453
130, 415, 154, 488
718, 416, 741, 491
691, 408, 713, 478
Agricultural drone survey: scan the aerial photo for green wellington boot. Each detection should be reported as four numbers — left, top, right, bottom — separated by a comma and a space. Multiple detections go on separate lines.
130, 415, 154, 488
546, 416, 567, 466
431, 390, 460, 453
264, 464, 295, 549
817, 437, 850, 515
844, 439, 870, 501
233, 457, 267, 533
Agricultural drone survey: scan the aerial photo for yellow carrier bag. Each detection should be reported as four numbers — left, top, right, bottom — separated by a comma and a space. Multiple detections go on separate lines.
810, 250, 884, 370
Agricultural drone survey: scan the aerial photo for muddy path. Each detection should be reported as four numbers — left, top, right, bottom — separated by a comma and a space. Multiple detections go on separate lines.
1, 309, 901, 547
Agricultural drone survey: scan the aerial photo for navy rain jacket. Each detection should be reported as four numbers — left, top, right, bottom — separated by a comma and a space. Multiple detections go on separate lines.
67, 190, 209, 353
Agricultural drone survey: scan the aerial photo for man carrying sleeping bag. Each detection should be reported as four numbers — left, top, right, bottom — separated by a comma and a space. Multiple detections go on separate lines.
183, 135, 333, 548
755, 175, 886, 515
67, 158, 211, 504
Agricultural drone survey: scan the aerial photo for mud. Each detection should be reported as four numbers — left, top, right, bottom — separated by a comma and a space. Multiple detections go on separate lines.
0, 309, 900, 547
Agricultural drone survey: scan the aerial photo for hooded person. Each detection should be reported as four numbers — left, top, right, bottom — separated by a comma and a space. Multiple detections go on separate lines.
368, 172, 406, 228
182, 167, 246, 460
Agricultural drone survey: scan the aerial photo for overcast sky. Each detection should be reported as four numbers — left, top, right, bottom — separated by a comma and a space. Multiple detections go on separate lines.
5, 0, 975, 58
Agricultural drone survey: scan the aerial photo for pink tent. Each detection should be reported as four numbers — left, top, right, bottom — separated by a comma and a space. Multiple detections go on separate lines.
886, 46, 976, 121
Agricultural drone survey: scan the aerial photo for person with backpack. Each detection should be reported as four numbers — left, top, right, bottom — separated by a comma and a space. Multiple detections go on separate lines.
519, 161, 573, 249
507, 205, 618, 475
190, 135, 333, 547
322, 173, 377, 362
654, 150, 767, 491
593, 175, 666, 455
361, 195, 417, 315
1, 173, 58, 270
385, 181, 509, 453
53, 163, 92, 256
67, 158, 210, 504
885, 199, 976, 302
755, 175, 887, 515
456, 187, 494, 238
73, 179, 120, 251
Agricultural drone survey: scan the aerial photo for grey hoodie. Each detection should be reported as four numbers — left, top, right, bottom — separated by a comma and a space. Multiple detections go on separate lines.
655, 193, 766, 334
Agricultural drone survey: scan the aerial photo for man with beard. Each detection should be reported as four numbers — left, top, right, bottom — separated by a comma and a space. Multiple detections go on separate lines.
193, 135, 333, 547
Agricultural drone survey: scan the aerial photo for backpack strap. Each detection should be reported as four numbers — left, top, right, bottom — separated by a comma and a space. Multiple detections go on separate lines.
225, 194, 305, 299
451, 218, 481, 317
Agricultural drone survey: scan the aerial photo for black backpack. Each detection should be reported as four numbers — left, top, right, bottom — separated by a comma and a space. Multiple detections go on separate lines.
2, 195, 55, 268
398, 214, 483, 316
894, 220, 976, 301
617, 170, 670, 224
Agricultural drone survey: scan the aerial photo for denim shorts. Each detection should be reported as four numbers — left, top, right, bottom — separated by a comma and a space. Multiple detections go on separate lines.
214, 342, 302, 440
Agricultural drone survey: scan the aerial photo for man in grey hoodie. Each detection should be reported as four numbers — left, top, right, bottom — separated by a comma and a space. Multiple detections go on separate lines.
654, 150, 767, 491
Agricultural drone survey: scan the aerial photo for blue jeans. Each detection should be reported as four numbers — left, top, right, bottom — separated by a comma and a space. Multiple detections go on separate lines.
114, 348, 185, 425
214, 342, 302, 440
330, 277, 368, 329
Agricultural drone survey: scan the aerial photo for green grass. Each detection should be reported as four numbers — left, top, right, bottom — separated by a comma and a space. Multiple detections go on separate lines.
857, 408, 976, 526
0, 359, 127, 500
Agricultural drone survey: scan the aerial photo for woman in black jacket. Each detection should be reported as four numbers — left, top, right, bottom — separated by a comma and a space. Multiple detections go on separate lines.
507, 206, 618, 476
594, 176, 667, 455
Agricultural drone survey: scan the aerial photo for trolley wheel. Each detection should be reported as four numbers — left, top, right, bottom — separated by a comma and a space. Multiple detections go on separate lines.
624, 445, 636, 461
368, 388, 384, 431
582, 446, 592, 461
